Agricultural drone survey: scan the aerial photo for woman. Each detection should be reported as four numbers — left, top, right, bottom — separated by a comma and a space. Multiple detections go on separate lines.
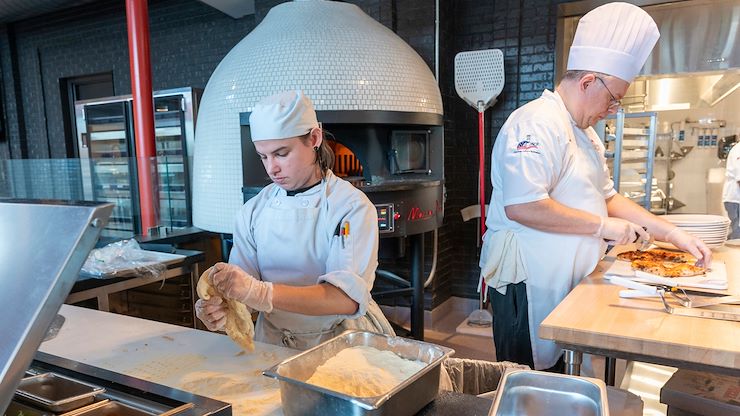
195, 90, 394, 349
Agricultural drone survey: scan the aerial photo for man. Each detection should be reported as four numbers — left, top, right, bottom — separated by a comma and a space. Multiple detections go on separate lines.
723, 141, 740, 239
479, 2, 712, 371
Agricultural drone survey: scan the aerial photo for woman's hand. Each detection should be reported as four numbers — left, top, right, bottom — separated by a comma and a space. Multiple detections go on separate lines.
211, 262, 274, 312
195, 296, 227, 331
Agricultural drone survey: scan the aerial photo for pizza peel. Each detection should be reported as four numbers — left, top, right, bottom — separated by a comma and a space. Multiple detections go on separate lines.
454, 49, 504, 327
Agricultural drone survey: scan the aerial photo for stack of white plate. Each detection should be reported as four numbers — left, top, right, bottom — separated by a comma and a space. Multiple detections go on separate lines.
657, 214, 730, 249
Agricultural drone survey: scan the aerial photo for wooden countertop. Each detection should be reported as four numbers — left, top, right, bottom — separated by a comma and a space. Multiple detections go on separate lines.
539, 245, 740, 373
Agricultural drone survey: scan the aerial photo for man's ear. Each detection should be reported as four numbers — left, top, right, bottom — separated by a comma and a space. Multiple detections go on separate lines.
579, 73, 596, 92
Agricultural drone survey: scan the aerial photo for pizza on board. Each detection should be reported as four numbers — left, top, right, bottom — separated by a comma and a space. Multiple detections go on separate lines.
617, 248, 705, 278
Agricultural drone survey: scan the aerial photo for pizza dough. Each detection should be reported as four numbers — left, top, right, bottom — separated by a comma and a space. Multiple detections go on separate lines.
196, 266, 255, 351
305, 346, 425, 397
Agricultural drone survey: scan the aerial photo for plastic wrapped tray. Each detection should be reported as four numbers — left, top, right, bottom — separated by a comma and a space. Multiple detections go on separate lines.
263, 330, 454, 416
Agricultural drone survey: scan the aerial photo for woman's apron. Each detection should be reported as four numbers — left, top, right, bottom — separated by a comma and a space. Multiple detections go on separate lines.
252, 173, 393, 350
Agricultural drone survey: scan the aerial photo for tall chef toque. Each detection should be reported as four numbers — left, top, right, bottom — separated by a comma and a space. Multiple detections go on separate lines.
567, 2, 660, 83
249, 90, 319, 141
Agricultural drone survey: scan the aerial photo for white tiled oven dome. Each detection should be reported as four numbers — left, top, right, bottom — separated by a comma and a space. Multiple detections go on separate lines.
193, 0, 442, 233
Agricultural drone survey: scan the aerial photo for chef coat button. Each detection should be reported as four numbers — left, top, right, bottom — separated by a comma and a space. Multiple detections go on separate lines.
275, 200, 281, 206
302, 200, 309, 207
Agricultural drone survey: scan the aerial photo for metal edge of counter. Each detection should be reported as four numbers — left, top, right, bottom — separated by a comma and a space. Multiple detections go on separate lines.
32, 352, 231, 416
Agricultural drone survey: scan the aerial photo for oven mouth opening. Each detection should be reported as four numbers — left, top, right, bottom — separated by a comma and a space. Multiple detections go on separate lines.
329, 140, 364, 180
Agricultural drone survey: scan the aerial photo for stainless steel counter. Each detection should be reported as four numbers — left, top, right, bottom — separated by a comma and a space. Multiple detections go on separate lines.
40, 305, 297, 416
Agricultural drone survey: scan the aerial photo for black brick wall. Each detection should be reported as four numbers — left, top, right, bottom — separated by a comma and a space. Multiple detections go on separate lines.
0, 0, 569, 308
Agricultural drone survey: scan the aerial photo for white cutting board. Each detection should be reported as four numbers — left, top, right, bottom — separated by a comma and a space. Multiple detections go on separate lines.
604, 259, 728, 290
40, 305, 297, 416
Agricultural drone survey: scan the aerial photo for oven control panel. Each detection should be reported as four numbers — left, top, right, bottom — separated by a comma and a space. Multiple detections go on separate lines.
375, 204, 396, 233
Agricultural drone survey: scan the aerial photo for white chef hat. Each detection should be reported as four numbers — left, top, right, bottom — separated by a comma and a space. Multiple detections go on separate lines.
249, 90, 319, 141
567, 2, 660, 83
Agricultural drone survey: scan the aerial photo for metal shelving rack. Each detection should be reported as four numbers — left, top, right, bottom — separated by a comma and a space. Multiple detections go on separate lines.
599, 110, 660, 211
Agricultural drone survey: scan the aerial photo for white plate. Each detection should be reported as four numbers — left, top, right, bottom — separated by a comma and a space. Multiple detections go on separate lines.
653, 241, 725, 250
681, 227, 729, 233
726, 239, 740, 247
680, 232, 729, 236
682, 226, 727, 229
661, 214, 731, 224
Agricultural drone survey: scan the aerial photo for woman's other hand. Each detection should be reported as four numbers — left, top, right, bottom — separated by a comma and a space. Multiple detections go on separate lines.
195, 296, 227, 331
211, 262, 274, 312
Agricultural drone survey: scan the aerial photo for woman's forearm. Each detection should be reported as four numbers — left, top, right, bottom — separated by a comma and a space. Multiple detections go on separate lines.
272, 283, 359, 315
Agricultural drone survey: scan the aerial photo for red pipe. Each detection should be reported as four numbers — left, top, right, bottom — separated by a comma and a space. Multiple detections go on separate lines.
478, 110, 486, 240
126, 0, 158, 236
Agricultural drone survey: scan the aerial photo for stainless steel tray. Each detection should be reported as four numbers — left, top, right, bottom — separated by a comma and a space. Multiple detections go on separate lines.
5, 400, 55, 416
15, 373, 105, 412
67, 400, 156, 416
263, 330, 454, 416
489, 369, 609, 416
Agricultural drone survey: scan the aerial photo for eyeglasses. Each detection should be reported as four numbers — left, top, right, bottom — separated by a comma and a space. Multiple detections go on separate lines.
595, 77, 621, 110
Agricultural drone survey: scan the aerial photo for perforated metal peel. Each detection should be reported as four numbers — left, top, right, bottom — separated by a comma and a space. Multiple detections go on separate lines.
454, 49, 505, 112
454, 49, 505, 236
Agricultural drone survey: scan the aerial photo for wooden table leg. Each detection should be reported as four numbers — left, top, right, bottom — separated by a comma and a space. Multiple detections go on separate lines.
564, 349, 582, 375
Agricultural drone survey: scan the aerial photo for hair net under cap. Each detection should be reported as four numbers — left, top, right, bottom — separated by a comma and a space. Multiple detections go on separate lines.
249, 90, 319, 141
567, 2, 659, 83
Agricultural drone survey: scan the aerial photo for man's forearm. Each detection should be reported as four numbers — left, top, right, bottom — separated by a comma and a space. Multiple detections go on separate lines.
605, 193, 675, 240
504, 198, 602, 235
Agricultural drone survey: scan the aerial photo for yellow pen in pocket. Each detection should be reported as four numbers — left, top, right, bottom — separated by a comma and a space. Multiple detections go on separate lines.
340, 221, 350, 248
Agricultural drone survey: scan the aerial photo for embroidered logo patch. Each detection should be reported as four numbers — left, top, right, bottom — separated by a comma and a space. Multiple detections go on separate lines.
514, 135, 540, 154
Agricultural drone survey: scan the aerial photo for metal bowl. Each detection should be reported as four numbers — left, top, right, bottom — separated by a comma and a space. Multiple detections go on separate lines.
489, 369, 609, 416
263, 330, 454, 416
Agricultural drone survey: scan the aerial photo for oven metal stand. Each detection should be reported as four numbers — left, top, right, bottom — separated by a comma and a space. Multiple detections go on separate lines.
410, 233, 425, 340
564, 349, 582, 376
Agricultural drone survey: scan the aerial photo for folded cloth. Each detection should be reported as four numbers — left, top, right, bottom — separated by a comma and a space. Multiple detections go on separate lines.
480, 230, 528, 296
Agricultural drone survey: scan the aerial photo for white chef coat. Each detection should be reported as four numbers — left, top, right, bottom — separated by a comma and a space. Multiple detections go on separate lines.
482, 89, 616, 370
722, 143, 740, 204
228, 170, 393, 350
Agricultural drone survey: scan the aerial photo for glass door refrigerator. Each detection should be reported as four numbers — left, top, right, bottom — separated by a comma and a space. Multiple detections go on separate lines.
75, 88, 200, 238
78, 101, 139, 238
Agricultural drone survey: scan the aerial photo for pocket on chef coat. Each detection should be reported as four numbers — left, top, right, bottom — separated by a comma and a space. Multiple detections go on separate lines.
326, 225, 355, 272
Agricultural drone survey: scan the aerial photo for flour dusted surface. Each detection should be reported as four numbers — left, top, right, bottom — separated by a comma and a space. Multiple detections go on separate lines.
305, 345, 426, 397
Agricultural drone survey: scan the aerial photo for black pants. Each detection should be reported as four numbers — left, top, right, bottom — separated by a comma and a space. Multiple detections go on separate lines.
489, 282, 563, 373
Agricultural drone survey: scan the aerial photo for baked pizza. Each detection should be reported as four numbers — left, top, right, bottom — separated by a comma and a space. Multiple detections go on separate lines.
617, 248, 695, 263
630, 259, 706, 278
